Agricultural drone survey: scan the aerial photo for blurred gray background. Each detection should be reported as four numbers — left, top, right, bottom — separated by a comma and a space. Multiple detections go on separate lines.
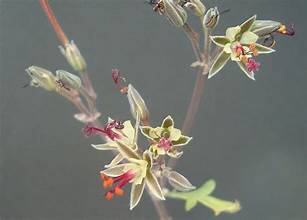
1, 0, 307, 219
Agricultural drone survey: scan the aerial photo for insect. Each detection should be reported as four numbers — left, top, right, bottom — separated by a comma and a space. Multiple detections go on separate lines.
148, 0, 165, 14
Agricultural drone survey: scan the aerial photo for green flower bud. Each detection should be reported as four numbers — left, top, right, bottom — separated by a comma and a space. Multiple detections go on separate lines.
163, 0, 188, 27
203, 7, 219, 29
250, 20, 282, 38
55, 70, 82, 91
127, 84, 149, 123
60, 41, 87, 72
26, 66, 57, 91
185, 0, 206, 17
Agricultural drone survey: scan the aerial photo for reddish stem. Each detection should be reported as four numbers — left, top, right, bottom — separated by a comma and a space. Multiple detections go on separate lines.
39, 0, 69, 46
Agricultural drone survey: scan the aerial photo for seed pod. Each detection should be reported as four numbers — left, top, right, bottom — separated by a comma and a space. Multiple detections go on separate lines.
250, 20, 282, 38
185, 0, 206, 17
60, 41, 87, 72
203, 7, 219, 29
56, 70, 82, 90
163, 0, 188, 27
26, 66, 57, 91
127, 84, 149, 123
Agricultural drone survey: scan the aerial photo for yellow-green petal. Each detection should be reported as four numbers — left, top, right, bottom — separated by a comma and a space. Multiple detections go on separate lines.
240, 31, 259, 44
210, 36, 230, 47
130, 179, 145, 210
237, 61, 255, 80
146, 170, 165, 200
255, 43, 275, 54
208, 51, 230, 79
240, 15, 257, 34
226, 26, 241, 41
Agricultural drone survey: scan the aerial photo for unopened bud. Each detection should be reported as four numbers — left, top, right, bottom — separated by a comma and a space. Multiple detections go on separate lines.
60, 41, 87, 72
163, 0, 188, 27
250, 20, 282, 37
203, 7, 219, 29
56, 70, 82, 90
127, 84, 149, 123
26, 66, 57, 91
185, 0, 206, 17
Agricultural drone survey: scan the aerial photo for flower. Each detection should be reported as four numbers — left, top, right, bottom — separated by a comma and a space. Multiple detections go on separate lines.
140, 115, 192, 158
91, 118, 139, 168
209, 15, 275, 80
100, 143, 165, 210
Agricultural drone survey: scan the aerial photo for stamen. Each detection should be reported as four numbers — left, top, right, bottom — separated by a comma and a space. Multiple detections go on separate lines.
105, 192, 114, 200
114, 187, 124, 196
249, 43, 259, 56
83, 121, 122, 140
247, 59, 261, 72
234, 44, 244, 57
158, 137, 172, 150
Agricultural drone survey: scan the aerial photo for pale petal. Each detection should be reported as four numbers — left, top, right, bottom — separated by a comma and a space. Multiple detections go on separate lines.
122, 120, 135, 139
169, 127, 182, 141
140, 126, 156, 140
143, 150, 153, 168
255, 43, 275, 54
171, 135, 192, 147
130, 180, 145, 210
225, 26, 241, 41
210, 36, 230, 47
240, 15, 257, 33
101, 163, 137, 177
168, 171, 196, 191
146, 170, 165, 200
240, 31, 259, 44
116, 141, 141, 160
105, 153, 124, 168
208, 52, 230, 79
161, 115, 174, 129
91, 143, 118, 151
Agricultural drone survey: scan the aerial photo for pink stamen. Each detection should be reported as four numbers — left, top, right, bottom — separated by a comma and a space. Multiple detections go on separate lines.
83, 120, 123, 140
112, 69, 121, 84
247, 59, 261, 72
234, 43, 244, 56
158, 137, 172, 151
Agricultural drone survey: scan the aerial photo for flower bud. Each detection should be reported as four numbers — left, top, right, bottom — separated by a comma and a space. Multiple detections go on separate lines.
203, 7, 219, 29
56, 70, 82, 90
163, 0, 188, 27
250, 20, 282, 37
60, 41, 87, 72
26, 66, 57, 91
185, 0, 206, 17
127, 84, 149, 123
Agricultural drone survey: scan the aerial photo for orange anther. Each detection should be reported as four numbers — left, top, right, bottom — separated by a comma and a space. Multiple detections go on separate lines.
114, 187, 124, 196
100, 173, 108, 181
105, 192, 113, 200
103, 178, 114, 188
249, 43, 259, 56
240, 55, 248, 64
278, 25, 287, 34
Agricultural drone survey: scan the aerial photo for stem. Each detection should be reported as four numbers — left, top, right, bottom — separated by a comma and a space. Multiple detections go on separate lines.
39, 0, 69, 46
182, 23, 203, 62
168, 27, 211, 169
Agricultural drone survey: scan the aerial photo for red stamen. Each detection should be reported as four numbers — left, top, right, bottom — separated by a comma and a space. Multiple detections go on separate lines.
114, 187, 124, 196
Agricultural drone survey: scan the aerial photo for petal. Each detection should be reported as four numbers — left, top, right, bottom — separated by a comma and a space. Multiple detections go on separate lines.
255, 43, 275, 54
122, 120, 135, 140
143, 150, 153, 169
208, 52, 230, 79
226, 26, 241, 41
210, 36, 230, 47
161, 115, 174, 129
167, 171, 196, 192
240, 15, 257, 33
101, 163, 137, 177
130, 179, 145, 210
240, 31, 259, 44
237, 61, 255, 80
116, 141, 141, 160
167, 149, 183, 158
91, 143, 118, 151
140, 126, 155, 140
105, 153, 124, 168
172, 135, 192, 147
169, 127, 182, 141
223, 43, 232, 54
146, 170, 165, 200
